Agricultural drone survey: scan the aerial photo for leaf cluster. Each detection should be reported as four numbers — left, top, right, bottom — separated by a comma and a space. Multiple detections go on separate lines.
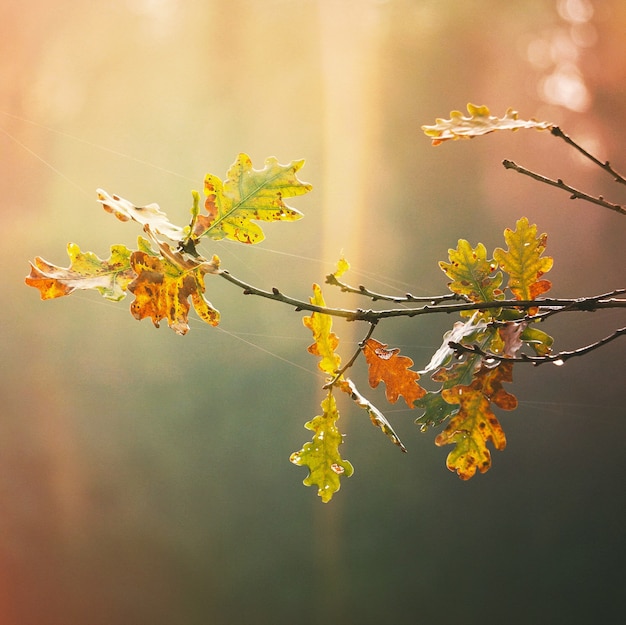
26, 154, 311, 335
25, 105, 626, 502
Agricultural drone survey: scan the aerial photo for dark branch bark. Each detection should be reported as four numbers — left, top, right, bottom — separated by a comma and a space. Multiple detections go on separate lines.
502, 159, 626, 216
219, 269, 626, 322
550, 126, 626, 185
449, 326, 626, 366
325, 273, 462, 304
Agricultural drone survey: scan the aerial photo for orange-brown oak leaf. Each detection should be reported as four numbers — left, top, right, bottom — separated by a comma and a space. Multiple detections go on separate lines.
128, 242, 220, 335
435, 362, 516, 480
475, 362, 518, 410
362, 339, 426, 407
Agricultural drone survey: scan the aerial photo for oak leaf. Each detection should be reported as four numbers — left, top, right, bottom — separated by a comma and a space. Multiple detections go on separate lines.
333, 256, 350, 279
414, 391, 458, 431
520, 325, 554, 357
128, 241, 220, 335
415, 329, 491, 429
493, 217, 553, 307
289, 390, 354, 503
415, 346, 487, 430
303, 284, 341, 376
439, 240, 504, 316
97, 188, 184, 241
324, 256, 353, 291
498, 321, 527, 358
189, 153, 310, 245
422, 103, 553, 146
420, 313, 488, 374
435, 363, 517, 480
26, 243, 135, 301
416, 319, 509, 429
340, 378, 407, 452
362, 338, 426, 407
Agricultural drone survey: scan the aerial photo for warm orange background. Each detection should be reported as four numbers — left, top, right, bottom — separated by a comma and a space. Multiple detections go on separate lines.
1, 1, 625, 623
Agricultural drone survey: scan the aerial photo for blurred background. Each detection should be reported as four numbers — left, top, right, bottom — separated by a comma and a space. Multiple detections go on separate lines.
1, 0, 625, 623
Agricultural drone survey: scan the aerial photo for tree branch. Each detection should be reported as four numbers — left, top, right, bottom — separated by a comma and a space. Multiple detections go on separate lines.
550, 126, 626, 185
218, 269, 361, 319
449, 326, 626, 366
502, 159, 626, 216
514, 288, 626, 323
219, 269, 626, 321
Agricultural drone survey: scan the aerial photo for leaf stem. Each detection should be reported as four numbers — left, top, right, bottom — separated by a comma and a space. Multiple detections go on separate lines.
323, 322, 378, 389
502, 159, 626, 216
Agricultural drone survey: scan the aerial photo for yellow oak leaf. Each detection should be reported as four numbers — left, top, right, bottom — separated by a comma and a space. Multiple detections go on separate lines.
493, 217, 553, 307
303, 283, 341, 376
439, 240, 504, 312
333, 256, 350, 279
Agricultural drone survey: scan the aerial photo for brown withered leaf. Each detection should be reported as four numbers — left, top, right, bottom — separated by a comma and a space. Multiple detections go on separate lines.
339, 378, 407, 452
422, 103, 553, 146
26, 243, 135, 301
97, 189, 184, 241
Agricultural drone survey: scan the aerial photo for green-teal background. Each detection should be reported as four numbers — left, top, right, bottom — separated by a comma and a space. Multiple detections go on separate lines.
1, 1, 625, 623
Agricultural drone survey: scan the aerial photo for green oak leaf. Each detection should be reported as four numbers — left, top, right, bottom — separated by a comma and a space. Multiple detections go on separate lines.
290, 390, 353, 503
439, 240, 504, 318
520, 325, 554, 357
188, 153, 311, 245
414, 390, 459, 430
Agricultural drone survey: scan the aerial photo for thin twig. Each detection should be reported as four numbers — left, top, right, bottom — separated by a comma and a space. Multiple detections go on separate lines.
503, 159, 626, 216
323, 322, 378, 389
449, 326, 626, 366
551, 126, 626, 185
325, 273, 462, 304
514, 288, 626, 324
